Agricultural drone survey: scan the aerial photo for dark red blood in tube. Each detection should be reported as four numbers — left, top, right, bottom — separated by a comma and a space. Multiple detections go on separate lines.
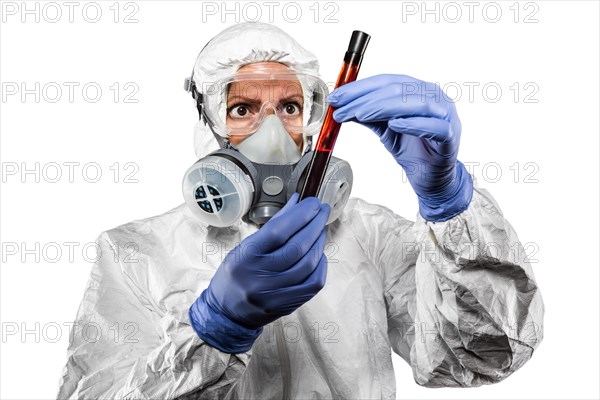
300, 31, 370, 200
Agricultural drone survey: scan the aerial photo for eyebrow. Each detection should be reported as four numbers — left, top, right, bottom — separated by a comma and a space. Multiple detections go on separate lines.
227, 94, 304, 107
280, 94, 304, 105
227, 96, 262, 107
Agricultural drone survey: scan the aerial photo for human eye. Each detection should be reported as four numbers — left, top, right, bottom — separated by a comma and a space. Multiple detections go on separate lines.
282, 102, 302, 116
227, 104, 253, 119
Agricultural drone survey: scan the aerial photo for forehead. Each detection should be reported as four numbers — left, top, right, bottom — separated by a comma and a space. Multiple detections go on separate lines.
228, 62, 303, 101
236, 61, 292, 74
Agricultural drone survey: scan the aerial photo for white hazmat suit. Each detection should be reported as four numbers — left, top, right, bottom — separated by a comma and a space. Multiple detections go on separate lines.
57, 22, 544, 399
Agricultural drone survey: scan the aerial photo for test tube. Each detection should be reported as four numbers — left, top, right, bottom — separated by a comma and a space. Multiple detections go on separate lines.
299, 30, 370, 200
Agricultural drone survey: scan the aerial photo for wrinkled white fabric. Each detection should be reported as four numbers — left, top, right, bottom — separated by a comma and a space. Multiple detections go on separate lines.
57, 22, 544, 399
57, 182, 544, 399
193, 120, 220, 162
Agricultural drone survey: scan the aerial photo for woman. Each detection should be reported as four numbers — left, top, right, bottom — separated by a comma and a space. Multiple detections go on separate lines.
57, 22, 544, 399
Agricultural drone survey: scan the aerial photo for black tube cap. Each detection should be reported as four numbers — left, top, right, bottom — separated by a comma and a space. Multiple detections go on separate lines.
347, 30, 371, 55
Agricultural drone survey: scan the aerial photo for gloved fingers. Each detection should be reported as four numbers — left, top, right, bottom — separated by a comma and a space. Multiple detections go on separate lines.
326, 114, 389, 137
269, 192, 300, 221
387, 116, 458, 144
255, 197, 323, 253
264, 227, 327, 288
333, 89, 452, 124
327, 74, 423, 107
266, 203, 330, 270
259, 254, 328, 315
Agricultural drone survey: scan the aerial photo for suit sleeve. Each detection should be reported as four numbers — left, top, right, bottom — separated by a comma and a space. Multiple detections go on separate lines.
57, 232, 249, 399
348, 181, 544, 387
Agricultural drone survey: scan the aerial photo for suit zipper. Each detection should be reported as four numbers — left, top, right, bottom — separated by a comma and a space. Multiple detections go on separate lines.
275, 320, 291, 400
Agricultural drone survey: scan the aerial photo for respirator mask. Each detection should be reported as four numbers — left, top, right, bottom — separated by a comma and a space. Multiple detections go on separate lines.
182, 64, 353, 227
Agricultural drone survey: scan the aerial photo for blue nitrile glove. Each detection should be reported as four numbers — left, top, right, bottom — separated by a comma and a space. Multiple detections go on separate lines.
189, 193, 331, 353
328, 74, 473, 222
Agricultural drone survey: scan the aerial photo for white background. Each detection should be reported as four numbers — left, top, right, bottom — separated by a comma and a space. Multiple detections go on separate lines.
1, 1, 598, 399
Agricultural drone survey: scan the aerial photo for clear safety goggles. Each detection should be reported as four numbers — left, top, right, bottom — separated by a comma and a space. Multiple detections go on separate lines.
194, 70, 329, 138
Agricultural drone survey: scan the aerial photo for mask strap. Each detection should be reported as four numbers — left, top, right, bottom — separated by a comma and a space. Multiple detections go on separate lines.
303, 136, 313, 154
184, 76, 204, 119
212, 131, 236, 151
186, 74, 237, 151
